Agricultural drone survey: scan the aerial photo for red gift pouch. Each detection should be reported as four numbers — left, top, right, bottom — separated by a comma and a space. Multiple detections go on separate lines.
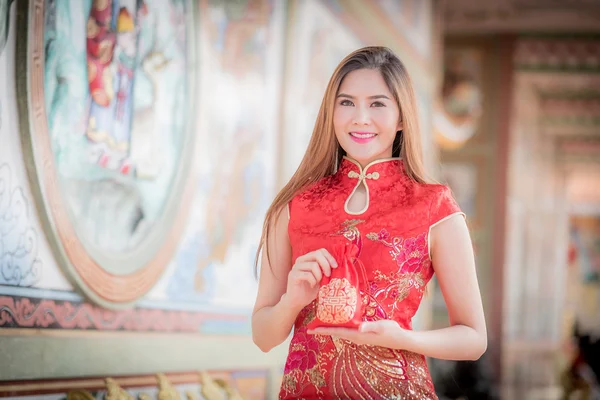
307, 242, 368, 330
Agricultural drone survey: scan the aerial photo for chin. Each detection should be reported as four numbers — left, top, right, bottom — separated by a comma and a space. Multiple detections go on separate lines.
344, 149, 387, 165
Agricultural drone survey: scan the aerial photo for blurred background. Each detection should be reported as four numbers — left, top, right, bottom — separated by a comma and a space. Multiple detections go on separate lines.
0, 0, 599, 399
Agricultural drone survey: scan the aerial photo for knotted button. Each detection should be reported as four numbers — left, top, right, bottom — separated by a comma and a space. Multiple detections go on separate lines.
348, 171, 380, 181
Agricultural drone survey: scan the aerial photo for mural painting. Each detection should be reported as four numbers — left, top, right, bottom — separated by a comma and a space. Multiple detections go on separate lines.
281, 0, 361, 182
372, 0, 432, 58
164, 0, 284, 312
17, 0, 196, 307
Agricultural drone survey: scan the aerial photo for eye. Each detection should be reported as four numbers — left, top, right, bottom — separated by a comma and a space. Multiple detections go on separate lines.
340, 99, 354, 106
371, 101, 385, 107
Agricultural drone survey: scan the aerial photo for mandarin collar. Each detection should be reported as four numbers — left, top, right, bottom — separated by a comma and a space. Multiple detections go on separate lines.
336, 156, 403, 215
338, 156, 403, 182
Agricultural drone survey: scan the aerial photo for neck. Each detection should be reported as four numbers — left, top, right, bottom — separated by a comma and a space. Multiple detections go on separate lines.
342, 155, 401, 171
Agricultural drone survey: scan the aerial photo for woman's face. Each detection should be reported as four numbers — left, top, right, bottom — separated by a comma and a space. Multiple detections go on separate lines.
333, 68, 403, 167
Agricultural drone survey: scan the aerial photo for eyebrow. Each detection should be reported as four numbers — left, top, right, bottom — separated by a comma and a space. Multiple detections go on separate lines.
337, 93, 391, 100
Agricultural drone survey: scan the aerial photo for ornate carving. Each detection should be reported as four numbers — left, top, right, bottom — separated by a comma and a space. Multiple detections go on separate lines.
2, 371, 251, 400
515, 37, 600, 73
199, 371, 243, 400
539, 93, 600, 127
105, 378, 134, 400
200, 371, 227, 400
157, 373, 180, 400
219, 382, 244, 400
66, 390, 96, 400
184, 392, 198, 400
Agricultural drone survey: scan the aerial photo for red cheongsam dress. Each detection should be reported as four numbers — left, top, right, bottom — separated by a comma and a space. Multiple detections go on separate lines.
279, 156, 464, 400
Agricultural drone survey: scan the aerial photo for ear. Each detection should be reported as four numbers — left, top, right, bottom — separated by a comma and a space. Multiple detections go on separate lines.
397, 120, 404, 131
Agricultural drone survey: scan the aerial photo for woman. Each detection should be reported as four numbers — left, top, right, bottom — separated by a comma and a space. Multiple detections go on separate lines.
252, 46, 487, 399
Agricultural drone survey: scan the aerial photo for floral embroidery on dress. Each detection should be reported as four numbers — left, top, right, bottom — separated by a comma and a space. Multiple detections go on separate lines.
366, 230, 429, 273
281, 331, 334, 397
362, 291, 388, 320
333, 219, 364, 253
367, 231, 431, 312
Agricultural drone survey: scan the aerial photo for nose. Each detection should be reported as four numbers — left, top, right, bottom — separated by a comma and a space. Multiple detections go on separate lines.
352, 105, 372, 126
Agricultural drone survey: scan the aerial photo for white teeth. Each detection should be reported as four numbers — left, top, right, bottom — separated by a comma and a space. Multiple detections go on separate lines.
350, 132, 376, 138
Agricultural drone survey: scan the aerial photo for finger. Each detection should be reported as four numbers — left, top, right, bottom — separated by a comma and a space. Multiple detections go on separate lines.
309, 327, 357, 337
297, 261, 323, 283
302, 249, 335, 278
295, 271, 317, 288
312, 251, 332, 277
308, 328, 336, 336
309, 328, 366, 345
294, 254, 310, 264
319, 248, 338, 268
359, 321, 384, 334
296, 249, 337, 271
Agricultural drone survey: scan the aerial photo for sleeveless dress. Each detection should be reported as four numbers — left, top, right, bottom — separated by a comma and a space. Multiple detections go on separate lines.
280, 156, 464, 400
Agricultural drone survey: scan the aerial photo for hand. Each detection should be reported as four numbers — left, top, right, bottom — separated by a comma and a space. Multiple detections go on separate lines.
284, 248, 338, 312
308, 320, 408, 349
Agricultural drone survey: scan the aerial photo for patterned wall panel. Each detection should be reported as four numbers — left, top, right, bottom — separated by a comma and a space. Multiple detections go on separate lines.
0, 371, 269, 400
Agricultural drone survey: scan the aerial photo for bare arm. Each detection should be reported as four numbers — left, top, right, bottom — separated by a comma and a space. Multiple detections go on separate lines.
310, 214, 487, 361
252, 206, 337, 353
408, 213, 487, 360
251, 208, 296, 352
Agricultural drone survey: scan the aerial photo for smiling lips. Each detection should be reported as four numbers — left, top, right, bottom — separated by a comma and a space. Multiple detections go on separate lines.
349, 131, 377, 144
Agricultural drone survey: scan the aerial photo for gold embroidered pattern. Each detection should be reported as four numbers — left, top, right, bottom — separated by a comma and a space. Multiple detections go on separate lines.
395, 273, 426, 303
330, 339, 437, 399
365, 231, 431, 320
281, 331, 334, 397
317, 278, 358, 324
366, 230, 429, 274
333, 219, 364, 246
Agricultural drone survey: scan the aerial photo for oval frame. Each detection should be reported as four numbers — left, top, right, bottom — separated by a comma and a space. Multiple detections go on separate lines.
15, 0, 198, 309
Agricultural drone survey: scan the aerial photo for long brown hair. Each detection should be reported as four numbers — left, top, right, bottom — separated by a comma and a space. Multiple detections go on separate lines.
255, 46, 432, 274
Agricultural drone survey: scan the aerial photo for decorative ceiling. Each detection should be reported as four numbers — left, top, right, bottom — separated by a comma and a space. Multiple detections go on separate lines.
444, 0, 600, 34
443, 1, 600, 200
514, 37, 600, 73
511, 35, 600, 204
513, 39, 600, 166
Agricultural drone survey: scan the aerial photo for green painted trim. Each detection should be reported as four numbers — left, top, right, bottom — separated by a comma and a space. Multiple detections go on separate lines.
517, 33, 600, 40
538, 90, 600, 100
0, 333, 289, 380
540, 116, 600, 126
515, 65, 600, 74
